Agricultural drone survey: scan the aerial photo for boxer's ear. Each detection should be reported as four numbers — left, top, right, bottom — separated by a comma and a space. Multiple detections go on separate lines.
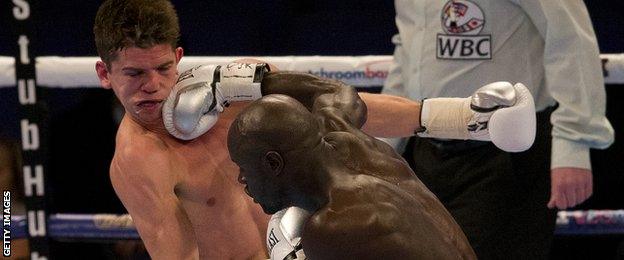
95, 61, 112, 89
263, 151, 283, 176
175, 47, 184, 64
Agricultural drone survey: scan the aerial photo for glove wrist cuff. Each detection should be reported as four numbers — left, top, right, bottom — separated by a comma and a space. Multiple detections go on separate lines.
218, 63, 269, 102
417, 98, 472, 139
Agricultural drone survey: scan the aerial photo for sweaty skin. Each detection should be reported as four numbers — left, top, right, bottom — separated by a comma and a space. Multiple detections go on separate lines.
229, 72, 477, 259
303, 128, 473, 259
98, 45, 268, 260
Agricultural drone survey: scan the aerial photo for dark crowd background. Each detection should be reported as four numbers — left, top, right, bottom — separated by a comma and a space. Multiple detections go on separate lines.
0, 1, 623, 259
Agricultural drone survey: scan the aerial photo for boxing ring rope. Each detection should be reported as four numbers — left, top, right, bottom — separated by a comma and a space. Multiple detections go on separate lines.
6, 210, 624, 240
1, 54, 623, 89
2, 54, 624, 241
10, 214, 139, 241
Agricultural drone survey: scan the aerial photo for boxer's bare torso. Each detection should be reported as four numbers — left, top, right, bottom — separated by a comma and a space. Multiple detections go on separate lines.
110, 103, 268, 260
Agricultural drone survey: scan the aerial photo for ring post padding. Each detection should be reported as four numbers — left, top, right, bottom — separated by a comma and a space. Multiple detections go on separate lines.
10, 2, 52, 259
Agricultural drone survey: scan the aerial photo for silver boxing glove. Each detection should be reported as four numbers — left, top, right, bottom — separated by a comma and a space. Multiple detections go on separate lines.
163, 64, 223, 140
162, 63, 269, 140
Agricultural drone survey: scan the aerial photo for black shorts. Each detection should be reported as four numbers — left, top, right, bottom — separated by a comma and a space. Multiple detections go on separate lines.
403, 108, 557, 260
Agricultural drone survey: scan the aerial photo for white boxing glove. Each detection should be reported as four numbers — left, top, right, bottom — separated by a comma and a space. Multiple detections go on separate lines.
162, 63, 269, 140
417, 82, 536, 152
267, 207, 311, 260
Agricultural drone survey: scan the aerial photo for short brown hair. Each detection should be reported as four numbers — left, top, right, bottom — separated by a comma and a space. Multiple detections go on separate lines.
93, 0, 180, 67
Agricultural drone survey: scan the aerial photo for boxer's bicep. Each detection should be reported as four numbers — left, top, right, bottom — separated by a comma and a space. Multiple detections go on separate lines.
262, 71, 334, 109
262, 71, 367, 127
313, 87, 367, 129
110, 147, 198, 260
316, 107, 359, 133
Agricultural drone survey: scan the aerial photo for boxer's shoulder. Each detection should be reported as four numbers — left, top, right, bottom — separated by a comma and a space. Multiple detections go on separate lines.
311, 183, 402, 233
111, 142, 172, 181
112, 122, 175, 184
322, 131, 358, 144
321, 132, 361, 163
116, 116, 169, 149
322, 131, 384, 162
115, 131, 168, 161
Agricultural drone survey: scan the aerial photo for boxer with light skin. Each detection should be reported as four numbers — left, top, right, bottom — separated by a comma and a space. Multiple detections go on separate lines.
93, 1, 271, 259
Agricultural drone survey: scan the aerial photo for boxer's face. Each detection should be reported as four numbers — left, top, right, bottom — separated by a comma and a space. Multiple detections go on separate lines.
96, 44, 183, 127
237, 164, 283, 214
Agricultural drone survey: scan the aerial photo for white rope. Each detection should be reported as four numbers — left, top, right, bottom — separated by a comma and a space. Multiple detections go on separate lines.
1, 54, 622, 88
603, 53, 624, 84
0, 55, 393, 88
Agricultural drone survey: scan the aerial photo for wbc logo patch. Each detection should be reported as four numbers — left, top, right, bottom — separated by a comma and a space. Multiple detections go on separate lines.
437, 0, 491, 60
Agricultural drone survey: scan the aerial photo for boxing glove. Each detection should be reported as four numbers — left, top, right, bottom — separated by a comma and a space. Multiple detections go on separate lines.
162, 63, 269, 140
267, 206, 311, 260
418, 82, 536, 152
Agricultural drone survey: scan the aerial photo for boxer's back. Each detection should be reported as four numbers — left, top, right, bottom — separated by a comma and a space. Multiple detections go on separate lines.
111, 106, 268, 259
318, 128, 476, 259
303, 174, 467, 259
